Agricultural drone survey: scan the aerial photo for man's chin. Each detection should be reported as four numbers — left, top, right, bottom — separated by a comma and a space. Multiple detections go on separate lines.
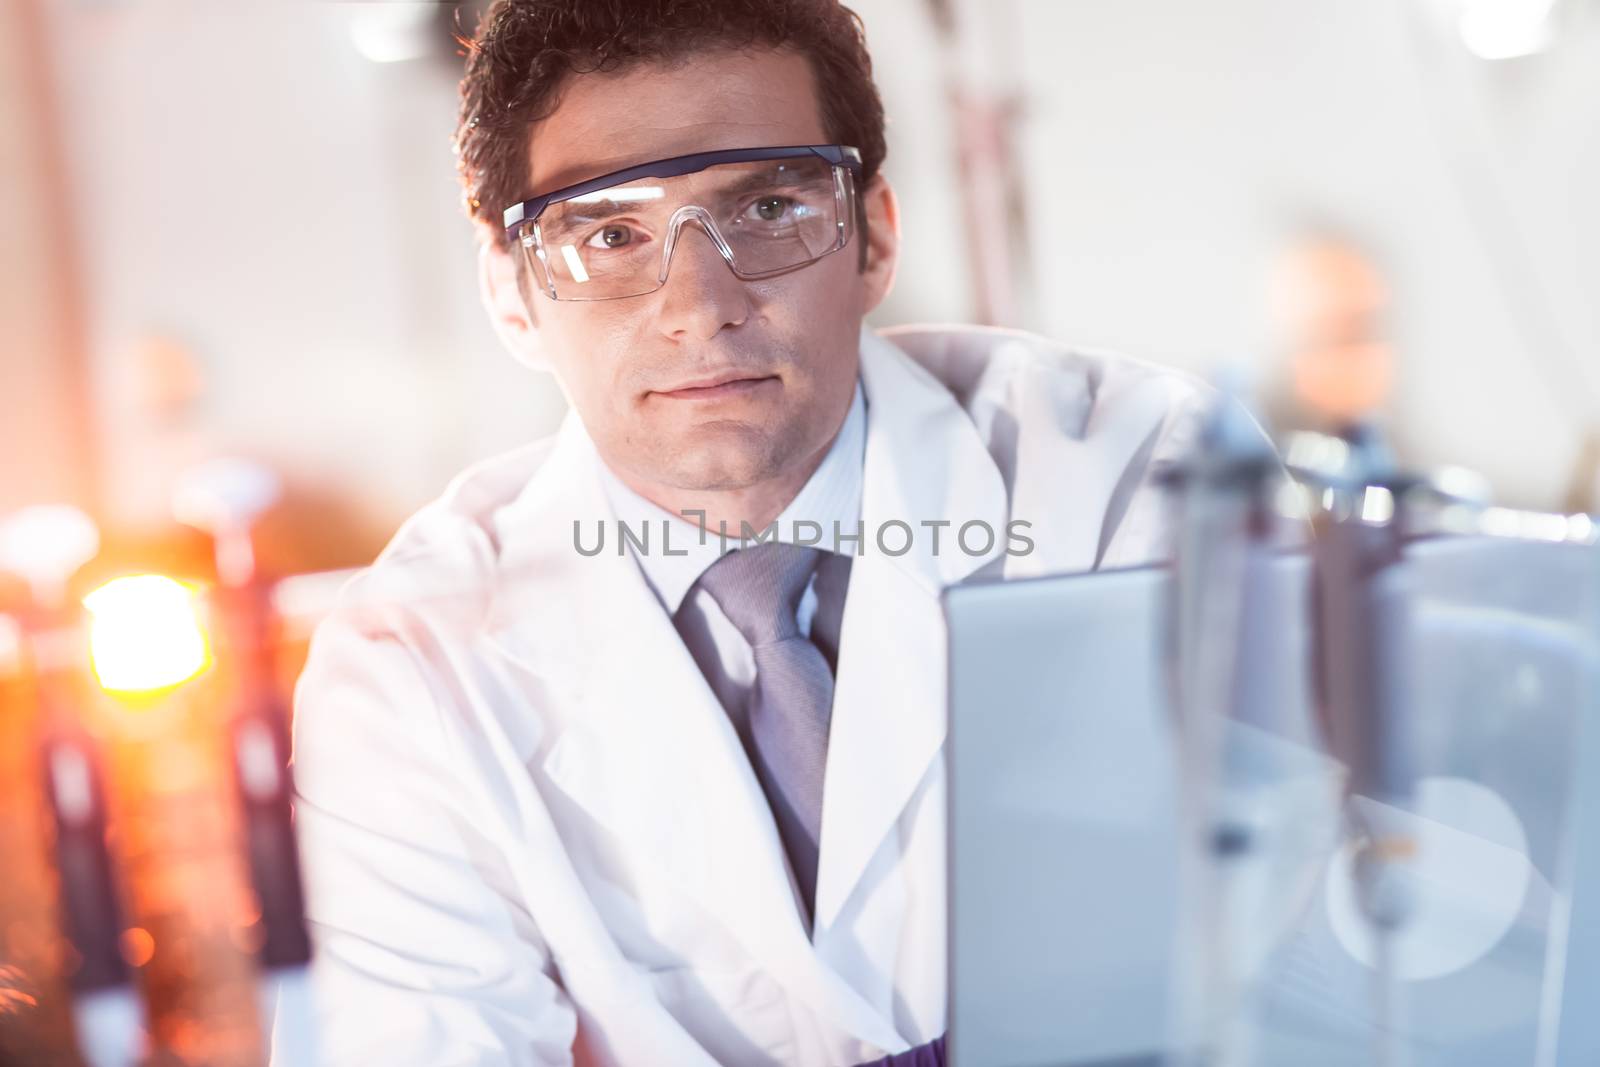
651, 443, 783, 494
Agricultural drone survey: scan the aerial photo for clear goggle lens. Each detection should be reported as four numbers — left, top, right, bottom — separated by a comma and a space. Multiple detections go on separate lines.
516, 156, 856, 301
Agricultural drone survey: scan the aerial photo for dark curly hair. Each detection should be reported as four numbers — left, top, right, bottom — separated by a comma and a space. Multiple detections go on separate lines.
454, 0, 887, 252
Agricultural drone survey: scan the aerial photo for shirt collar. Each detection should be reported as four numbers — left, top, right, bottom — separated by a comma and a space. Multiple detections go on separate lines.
595, 377, 866, 616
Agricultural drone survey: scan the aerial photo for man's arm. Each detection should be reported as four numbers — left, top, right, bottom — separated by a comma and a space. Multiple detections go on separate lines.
274, 606, 577, 1066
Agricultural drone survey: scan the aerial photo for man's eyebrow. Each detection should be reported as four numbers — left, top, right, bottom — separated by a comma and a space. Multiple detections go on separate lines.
709, 165, 815, 200
548, 198, 641, 227
543, 187, 665, 232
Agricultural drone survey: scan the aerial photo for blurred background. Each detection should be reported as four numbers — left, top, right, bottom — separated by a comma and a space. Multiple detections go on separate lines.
4, 0, 1599, 573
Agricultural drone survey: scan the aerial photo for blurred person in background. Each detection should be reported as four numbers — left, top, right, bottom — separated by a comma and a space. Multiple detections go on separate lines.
280, 1, 1212, 1064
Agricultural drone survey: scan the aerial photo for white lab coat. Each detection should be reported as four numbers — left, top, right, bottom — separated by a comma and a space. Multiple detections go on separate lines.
278, 324, 1212, 1067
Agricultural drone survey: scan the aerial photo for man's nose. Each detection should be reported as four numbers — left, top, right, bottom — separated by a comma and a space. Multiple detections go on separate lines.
652, 220, 751, 342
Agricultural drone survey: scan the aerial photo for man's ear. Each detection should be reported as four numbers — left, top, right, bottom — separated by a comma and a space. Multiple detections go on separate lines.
858, 175, 901, 316
478, 240, 549, 372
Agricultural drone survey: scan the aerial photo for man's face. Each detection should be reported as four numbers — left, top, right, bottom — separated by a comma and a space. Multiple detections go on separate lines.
514, 48, 894, 495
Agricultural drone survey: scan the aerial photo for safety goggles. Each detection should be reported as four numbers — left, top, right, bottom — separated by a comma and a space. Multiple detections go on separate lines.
501, 144, 863, 301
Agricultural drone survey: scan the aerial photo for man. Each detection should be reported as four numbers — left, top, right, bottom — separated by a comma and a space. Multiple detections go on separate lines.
280, 1, 1210, 1064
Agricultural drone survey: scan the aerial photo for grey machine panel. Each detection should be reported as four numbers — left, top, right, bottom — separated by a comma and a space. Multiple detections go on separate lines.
946, 565, 1181, 1067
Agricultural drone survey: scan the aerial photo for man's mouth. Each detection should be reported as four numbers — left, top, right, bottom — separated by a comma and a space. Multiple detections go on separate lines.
651, 373, 779, 400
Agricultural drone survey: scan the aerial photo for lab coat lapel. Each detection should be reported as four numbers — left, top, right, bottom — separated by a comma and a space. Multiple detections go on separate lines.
485, 411, 904, 1052
814, 330, 1010, 932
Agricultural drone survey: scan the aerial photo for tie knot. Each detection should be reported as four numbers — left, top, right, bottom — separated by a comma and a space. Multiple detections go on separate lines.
693, 541, 824, 647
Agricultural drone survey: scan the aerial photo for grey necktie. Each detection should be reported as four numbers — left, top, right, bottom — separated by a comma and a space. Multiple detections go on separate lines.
690, 541, 836, 916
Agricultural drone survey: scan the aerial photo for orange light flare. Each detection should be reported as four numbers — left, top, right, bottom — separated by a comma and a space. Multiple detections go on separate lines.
82, 575, 211, 698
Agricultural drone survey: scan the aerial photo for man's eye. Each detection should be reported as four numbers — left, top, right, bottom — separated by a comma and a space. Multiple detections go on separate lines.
752, 196, 793, 223
585, 224, 637, 250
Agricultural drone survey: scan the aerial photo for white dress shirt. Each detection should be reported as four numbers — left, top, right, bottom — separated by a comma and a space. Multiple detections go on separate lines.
595, 378, 866, 719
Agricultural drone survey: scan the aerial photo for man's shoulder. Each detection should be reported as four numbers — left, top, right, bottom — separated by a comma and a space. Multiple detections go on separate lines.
873, 324, 1224, 572
387, 434, 563, 557
329, 433, 566, 633
877, 322, 1212, 445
